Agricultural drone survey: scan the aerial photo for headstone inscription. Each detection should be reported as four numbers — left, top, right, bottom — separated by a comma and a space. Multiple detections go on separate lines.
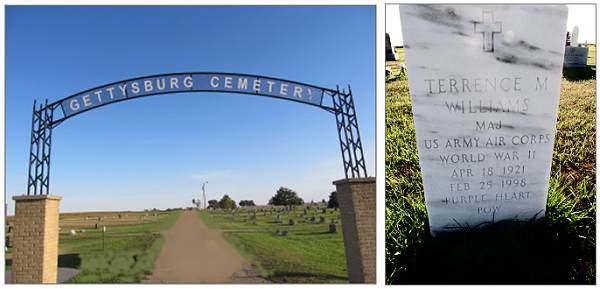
400, 5, 568, 235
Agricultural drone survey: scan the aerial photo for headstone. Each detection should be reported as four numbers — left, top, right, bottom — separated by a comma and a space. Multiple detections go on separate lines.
329, 222, 337, 233
564, 26, 588, 67
571, 26, 579, 47
319, 216, 326, 223
386, 33, 396, 61
69, 230, 77, 236
400, 5, 568, 235
288, 219, 295, 226
564, 46, 588, 67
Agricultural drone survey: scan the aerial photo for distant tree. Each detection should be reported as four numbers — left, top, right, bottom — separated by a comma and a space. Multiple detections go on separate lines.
218, 194, 237, 210
207, 199, 218, 209
327, 191, 339, 208
268, 187, 304, 209
239, 200, 256, 207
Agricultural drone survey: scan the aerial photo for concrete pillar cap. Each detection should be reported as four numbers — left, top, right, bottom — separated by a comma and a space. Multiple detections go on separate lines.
13, 195, 62, 201
333, 177, 376, 185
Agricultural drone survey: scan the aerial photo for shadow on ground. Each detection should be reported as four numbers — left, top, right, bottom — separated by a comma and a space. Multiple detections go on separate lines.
269, 271, 348, 283
58, 254, 81, 268
391, 219, 595, 284
6, 253, 81, 269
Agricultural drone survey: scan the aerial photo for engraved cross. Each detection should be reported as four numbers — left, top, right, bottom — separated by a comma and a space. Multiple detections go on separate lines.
474, 10, 502, 52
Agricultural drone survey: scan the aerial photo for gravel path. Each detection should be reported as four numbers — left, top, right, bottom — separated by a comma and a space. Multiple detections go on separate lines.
144, 210, 266, 283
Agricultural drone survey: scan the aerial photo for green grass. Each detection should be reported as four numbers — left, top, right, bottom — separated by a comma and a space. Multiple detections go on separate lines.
198, 207, 348, 283
60, 210, 181, 283
386, 49, 596, 284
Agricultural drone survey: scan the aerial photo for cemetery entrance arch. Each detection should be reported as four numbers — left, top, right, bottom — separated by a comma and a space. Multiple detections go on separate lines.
14, 72, 375, 284
26, 72, 367, 195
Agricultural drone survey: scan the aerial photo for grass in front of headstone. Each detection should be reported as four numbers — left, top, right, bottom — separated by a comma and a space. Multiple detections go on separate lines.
385, 70, 596, 284
57, 210, 181, 283
198, 207, 347, 283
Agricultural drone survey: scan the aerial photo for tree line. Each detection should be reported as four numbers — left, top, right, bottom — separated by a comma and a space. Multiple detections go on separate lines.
204, 187, 339, 210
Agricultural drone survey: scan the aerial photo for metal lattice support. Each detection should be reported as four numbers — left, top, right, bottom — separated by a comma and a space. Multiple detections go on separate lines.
332, 86, 368, 179
26, 100, 54, 195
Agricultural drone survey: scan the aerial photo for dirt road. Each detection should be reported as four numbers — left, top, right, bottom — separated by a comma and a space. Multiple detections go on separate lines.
145, 210, 262, 283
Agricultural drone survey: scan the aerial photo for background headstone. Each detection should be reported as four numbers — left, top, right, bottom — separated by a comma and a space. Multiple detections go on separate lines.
400, 5, 568, 235
564, 26, 588, 68
564, 46, 588, 67
571, 26, 579, 47
329, 222, 337, 233
386, 33, 396, 61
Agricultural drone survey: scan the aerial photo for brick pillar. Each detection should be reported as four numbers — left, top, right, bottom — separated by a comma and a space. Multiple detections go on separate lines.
334, 177, 376, 283
11, 195, 61, 283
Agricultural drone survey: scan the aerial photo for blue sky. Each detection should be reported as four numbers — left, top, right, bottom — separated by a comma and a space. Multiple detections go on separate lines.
6, 6, 376, 214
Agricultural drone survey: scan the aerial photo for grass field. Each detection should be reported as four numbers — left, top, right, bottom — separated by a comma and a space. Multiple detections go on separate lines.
386, 48, 596, 284
6, 210, 181, 283
198, 205, 348, 283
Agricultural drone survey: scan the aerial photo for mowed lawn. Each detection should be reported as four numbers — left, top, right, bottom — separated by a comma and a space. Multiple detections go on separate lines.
386, 48, 596, 284
6, 210, 181, 283
198, 205, 348, 283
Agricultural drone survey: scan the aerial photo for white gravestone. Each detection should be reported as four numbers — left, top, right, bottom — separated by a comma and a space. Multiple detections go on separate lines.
400, 5, 568, 235
571, 26, 579, 47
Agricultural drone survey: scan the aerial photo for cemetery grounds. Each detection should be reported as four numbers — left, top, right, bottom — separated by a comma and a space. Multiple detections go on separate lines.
6, 210, 181, 283
198, 204, 348, 283
386, 46, 596, 284
6, 205, 347, 283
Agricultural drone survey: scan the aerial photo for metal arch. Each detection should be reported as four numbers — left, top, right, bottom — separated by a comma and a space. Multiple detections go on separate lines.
25, 72, 369, 196
48, 72, 340, 124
